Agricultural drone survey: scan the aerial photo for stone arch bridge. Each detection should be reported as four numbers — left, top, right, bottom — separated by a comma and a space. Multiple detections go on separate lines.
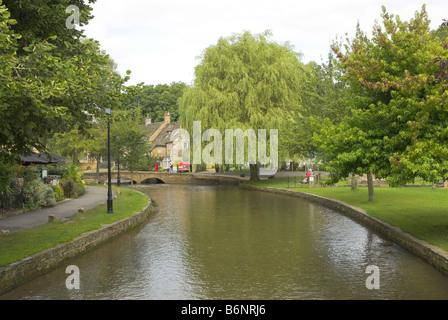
83, 171, 240, 186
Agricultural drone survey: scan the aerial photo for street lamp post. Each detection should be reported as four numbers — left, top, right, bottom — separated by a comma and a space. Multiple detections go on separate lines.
105, 107, 113, 214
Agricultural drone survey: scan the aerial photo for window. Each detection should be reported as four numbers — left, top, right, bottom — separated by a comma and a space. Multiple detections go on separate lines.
158, 147, 162, 154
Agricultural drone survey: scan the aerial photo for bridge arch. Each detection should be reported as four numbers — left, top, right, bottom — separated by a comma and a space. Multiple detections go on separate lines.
141, 177, 165, 184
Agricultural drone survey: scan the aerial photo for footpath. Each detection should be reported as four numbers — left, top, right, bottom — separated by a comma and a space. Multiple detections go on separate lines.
0, 186, 107, 233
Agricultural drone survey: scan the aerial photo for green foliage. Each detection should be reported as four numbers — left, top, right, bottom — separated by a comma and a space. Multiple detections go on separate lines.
51, 127, 88, 164
0, 161, 15, 194
285, 56, 350, 159
133, 154, 158, 171
59, 164, 85, 199
60, 178, 76, 198
22, 179, 47, 209
61, 164, 84, 184
316, 5, 448, 189
44, 185, 56, 207
431, 23, 448, 44
20, 166, 39, 185
179, 30, 305, 179
0, 185, 148, 266
52, 184, 65, 202
123, 82, 187, 122
109, 108, 149, 177
0, 1, 129, 162
74, 181, 86, 197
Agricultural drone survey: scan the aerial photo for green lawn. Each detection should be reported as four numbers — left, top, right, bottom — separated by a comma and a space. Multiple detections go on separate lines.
0, 186, 148, 267
244, 178, 448, 251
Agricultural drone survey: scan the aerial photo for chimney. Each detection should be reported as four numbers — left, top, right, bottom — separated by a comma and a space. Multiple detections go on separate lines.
145, 117, 152, 126
164, 111, 170, 123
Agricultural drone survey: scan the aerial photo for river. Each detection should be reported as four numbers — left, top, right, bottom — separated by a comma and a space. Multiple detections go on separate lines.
2, 184, 448, 300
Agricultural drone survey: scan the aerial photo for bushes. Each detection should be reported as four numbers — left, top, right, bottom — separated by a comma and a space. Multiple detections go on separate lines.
1, 164, 88, 212
23, 179, 48, 210
44, 186, 56, 207
58, 165, 86, 199
60, 178, 86, 199
52, 185, 64, 202
75, 182, 86, 196
62, 165, 84, 184
60, 178, 75, 198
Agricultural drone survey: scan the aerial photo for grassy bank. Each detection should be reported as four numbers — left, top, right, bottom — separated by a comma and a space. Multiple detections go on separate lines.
0, 186, 148, 267
244, 177, 448, 252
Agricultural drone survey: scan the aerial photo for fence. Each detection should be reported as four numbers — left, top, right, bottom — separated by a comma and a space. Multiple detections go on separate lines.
0, 191, 24, 214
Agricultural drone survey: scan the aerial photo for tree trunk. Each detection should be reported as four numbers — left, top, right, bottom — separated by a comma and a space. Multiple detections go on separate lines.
72, 151, 79, 165
367, 172, 374, 201
96, 155, 100, 184
249, 163, 260, 181
130, 171, 134, 194
351, 174, 358, 191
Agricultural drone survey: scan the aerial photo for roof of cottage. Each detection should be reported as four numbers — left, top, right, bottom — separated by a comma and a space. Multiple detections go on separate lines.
142, 122, 164, 141
150, 122, 180, 148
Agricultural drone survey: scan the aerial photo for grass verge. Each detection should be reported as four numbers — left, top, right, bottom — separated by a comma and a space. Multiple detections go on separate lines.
0, 186, 148, 267
244, 177, 448, 252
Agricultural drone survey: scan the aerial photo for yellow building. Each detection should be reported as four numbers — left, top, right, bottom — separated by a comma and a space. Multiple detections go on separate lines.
144, 112, 182, 170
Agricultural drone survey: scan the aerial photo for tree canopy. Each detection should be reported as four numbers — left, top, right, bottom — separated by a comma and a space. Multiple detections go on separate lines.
0, 0, 128, 162
123, 82, 187, 123
315, 5, 448, 200
179, 30, 305, 179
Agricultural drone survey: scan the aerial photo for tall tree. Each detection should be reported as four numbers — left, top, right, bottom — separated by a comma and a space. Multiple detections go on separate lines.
178, 30, 304, 180
0, 0, 128, 162
51, 127, 88, 165
285, 53, 349, 161
123, 82, 187, 122
109, 108, 149, 192
315, 5, 448, 200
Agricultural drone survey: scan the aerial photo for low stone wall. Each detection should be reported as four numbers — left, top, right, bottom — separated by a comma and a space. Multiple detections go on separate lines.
190, 174, 241, 185
240, 184, 448, 276
83, 171, 241, 185
0, 192, 153, 295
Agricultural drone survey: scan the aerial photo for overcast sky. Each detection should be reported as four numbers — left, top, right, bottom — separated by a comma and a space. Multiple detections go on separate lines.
82, 0, 447, 86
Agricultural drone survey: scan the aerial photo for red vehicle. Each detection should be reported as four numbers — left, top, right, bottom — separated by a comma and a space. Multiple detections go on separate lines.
178, 162, 190, 172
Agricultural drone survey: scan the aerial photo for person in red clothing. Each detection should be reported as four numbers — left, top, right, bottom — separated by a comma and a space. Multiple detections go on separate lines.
305, 168, 313, 183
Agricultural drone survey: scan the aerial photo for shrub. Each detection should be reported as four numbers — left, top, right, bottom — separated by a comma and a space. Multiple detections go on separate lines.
44, 186, 56, 207
0, 162, 15, 195
52, 185, 64, 202
23, 179, 47, 209
20, 166, 39, 184
60, 178, 76, 198
61, 165, 84, 184
74, 182, 86, 197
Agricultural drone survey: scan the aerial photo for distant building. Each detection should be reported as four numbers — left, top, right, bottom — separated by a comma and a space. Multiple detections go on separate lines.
143, 112, 189, 170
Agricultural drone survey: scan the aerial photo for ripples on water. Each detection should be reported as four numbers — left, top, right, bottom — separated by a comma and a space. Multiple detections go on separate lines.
2, 184, 448, 300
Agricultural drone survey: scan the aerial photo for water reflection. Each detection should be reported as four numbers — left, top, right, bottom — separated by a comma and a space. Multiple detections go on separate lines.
2, 184, 448, 300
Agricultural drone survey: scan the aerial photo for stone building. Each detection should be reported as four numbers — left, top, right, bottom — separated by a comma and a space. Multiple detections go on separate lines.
144, 112, 189, 170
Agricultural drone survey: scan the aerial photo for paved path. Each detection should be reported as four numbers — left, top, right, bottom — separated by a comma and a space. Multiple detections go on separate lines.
0, 186, 108, 233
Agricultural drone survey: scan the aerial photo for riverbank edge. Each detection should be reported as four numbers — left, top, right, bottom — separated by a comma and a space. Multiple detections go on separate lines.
240, 184, 448, 276
0, 190, 153, 295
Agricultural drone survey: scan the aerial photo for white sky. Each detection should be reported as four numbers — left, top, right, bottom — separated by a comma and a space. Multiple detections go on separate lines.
82, 0, 447, 86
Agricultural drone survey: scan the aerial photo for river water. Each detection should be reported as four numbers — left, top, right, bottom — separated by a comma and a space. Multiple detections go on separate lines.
2, 184, 448, 300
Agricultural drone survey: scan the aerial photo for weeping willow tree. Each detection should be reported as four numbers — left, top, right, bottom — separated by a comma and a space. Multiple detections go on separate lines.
179, 30, 305, 180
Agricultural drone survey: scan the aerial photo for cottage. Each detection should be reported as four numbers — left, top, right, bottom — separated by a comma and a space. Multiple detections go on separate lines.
144, 112, 189, 170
